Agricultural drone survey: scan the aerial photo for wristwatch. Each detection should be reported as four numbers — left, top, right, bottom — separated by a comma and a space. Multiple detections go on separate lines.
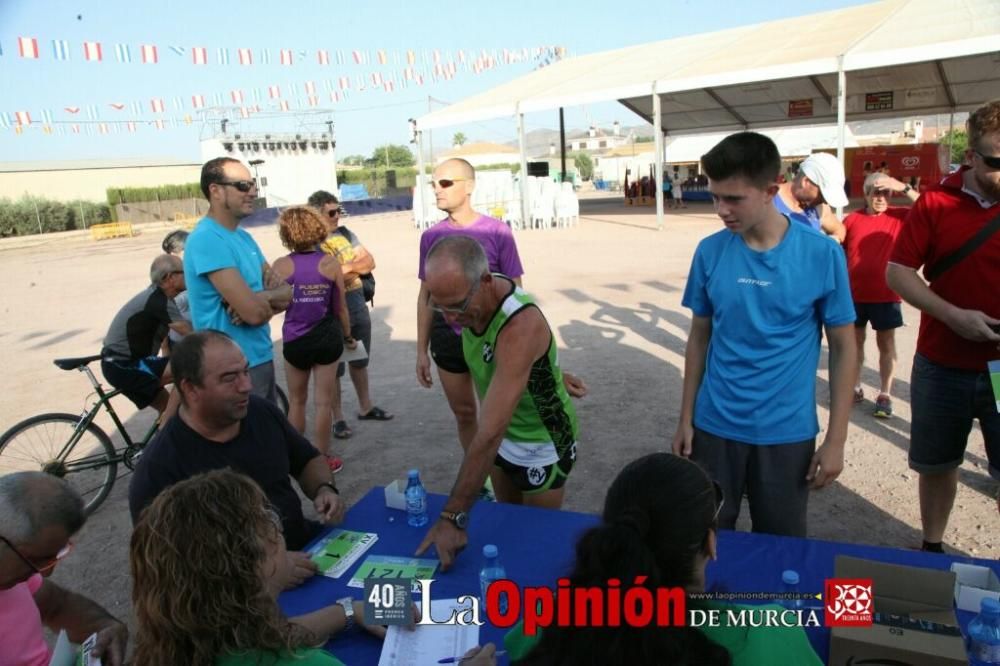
902, 184, 913, 194
336, 597, 355, 631
440, 510, 469, 529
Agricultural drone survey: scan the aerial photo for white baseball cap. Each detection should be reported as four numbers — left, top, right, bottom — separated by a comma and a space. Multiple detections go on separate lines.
799, 152, 848, 209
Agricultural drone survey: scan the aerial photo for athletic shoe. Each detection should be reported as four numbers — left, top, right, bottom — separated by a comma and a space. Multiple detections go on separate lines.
326, 456, 344, 474
853, 387, 864, 404
873, 395, 893, 419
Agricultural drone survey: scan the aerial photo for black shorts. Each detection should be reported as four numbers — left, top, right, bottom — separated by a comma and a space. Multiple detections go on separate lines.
854, 302, 903, 331
101, 355, 169, 409
494, 443, 577, 494
338, 290, 372, 377
430, 312, 468, 374
283, 317, 344, 371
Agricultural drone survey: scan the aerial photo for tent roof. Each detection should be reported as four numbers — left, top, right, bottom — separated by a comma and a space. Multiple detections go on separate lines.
418, 0, 1000, 134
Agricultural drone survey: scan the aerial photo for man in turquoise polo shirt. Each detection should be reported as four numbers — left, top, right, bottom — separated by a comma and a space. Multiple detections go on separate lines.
183, 157, 291, 403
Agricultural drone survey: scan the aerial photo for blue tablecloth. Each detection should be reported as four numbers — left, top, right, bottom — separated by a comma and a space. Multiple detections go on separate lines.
280, 488, 998, 665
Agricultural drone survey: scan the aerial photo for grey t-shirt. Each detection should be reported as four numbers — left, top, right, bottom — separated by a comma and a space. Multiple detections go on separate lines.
102, 285, 180, 361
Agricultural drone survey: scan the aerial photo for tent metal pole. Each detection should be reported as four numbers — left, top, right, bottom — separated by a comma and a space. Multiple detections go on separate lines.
653, 84, 663, 231
836, 56, 847, 218
518, 109, 529, 226
559, 107, 567, 182
415, 129, 426, 224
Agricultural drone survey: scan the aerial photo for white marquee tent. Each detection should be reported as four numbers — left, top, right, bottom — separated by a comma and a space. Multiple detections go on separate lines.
416, 0, 1000, 227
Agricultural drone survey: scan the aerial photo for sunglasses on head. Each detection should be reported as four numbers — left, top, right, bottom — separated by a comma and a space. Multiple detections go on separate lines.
975, 151, 1000, 169
216, 179, 257, 193
432, 177, 470, 189
0, 534, 74, 574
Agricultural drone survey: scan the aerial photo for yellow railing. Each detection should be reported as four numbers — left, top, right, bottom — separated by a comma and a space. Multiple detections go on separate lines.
89, 222, 135, 241
173, 214, 199, 230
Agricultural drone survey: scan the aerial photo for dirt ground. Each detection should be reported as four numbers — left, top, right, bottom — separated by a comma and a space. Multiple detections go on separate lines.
1, 198, 996, 645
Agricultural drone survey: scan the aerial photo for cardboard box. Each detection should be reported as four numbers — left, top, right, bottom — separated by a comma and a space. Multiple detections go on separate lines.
828, 556, 968, 666
384, 479, 406, 511
952, 562, 1000, 613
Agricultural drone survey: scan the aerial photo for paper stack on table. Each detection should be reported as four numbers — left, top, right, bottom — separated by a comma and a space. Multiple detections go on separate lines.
377, 600, 479, 666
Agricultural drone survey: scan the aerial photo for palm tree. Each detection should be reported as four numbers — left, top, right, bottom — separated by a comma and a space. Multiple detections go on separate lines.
452, 132, 467, 147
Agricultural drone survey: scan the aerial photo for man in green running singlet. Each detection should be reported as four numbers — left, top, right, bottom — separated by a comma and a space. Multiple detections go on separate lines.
416, 236, 584, 570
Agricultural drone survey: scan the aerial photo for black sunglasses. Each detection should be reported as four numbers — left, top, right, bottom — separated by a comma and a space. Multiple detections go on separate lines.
432, 177, 470, 189
975, 151, 1000, 169
216, 179, 257, 193
327, 207, 344, 218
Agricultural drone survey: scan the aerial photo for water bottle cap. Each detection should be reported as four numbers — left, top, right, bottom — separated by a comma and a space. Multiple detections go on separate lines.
408, 469, 419, 478
982, 597, 1000, 614
781, 570, 800, 585
483, 544, 498, 558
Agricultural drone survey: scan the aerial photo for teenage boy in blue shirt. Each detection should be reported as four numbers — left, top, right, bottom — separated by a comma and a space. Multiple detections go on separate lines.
672, 132, 857, 537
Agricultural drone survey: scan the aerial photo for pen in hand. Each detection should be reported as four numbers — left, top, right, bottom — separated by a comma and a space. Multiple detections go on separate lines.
437, 649, 507, 664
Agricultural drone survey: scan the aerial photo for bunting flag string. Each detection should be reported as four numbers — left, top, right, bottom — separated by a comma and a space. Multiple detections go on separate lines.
3, 41, 568, 137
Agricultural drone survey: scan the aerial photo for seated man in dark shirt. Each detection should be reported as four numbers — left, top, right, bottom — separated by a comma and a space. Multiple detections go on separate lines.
101, 254, 190, 419
128, 329, 347, 580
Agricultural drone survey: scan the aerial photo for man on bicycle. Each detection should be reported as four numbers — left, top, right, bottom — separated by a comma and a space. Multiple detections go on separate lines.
101, 254, 189, 420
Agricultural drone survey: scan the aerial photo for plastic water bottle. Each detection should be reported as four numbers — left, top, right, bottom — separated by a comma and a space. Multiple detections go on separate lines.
968, 597, 1000, 665
405, 469, 428, 527
480, 544, 508, 614
781, 570, 803, 610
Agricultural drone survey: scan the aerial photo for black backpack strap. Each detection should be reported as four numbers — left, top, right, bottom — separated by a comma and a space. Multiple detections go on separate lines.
924, 209, 1000, 282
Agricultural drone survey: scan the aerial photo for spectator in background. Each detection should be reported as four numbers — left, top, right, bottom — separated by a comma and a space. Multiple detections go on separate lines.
162, 229, 191, 351
272, 207, 354, 474
308, 190, 393, 440
184, 157, 292, 405
773, 152, 847, 242
415, 159, 525, 500
843, 172, 920, 418
886, 99, 1000, 553
101, 254, 188, 420
0, 472, 129, 666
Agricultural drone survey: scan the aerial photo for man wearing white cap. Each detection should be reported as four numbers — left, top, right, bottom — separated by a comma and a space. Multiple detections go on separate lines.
774, 152, 848, 242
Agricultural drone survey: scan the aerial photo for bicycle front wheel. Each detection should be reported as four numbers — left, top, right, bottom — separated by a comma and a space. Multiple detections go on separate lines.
0, 413, 118, 515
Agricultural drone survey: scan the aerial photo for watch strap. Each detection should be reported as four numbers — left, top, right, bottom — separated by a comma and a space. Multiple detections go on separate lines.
337, 598, 355, 631
317, 481, 339, 496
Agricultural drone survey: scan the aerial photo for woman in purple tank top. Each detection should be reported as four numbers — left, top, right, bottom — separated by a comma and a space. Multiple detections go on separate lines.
272, 207, 355, 472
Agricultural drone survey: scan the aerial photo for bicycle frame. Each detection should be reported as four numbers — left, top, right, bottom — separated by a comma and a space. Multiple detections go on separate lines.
56, 364, 159, 472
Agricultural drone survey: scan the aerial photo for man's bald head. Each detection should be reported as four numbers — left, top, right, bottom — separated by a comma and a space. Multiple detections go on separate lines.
438, 158, 475, 181
426, 236, 488, 287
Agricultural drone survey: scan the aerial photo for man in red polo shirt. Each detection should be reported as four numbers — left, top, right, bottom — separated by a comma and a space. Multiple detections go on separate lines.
887, 100, 1000, 553
843, 172, 919, 418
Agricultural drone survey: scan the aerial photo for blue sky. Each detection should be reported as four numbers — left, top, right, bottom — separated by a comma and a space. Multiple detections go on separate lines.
1, 0, 873, 163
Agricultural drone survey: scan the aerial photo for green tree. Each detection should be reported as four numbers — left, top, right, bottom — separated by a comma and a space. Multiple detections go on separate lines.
635, 136, 654, 143
366, 144, 415, 168
340, 154, 366, 166
452, 132, 467, 147
570, 152, 593, 181
940, 128, 967, 164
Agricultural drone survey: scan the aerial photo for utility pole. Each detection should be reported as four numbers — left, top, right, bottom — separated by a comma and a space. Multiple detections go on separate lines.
427, 96, 434, 165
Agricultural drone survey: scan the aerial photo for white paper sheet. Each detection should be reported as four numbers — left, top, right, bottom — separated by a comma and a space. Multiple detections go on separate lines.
377, 600, 480, 666
340, 341, 369, 364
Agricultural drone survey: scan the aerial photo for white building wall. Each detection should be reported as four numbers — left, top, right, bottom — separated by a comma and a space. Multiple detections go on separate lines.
201, 137, 338, 207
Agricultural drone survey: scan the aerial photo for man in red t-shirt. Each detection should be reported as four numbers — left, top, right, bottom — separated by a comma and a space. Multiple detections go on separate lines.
843, 172, 919, 418
887, 100, 1000, 553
